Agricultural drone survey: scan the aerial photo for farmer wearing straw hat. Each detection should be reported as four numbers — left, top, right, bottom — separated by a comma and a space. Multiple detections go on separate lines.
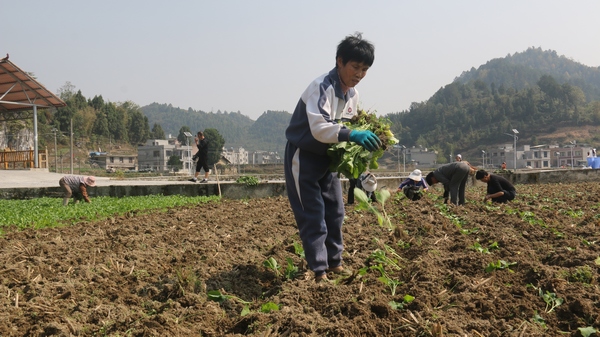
59, 175, 96, 205
397, 169, 429, 201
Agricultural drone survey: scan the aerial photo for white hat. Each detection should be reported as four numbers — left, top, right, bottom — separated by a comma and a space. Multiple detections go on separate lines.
408, 169, 422, 181
361, 174, 377, 192
456, 154, 462, 160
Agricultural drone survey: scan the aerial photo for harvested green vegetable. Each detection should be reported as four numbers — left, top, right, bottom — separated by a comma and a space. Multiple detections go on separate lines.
328, 109, 398, 179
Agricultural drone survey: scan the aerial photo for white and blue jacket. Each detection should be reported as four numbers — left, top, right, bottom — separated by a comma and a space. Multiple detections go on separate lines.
285, 67, 358, 155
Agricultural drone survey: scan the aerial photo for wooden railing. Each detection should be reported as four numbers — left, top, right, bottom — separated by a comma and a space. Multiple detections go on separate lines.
0, 149, 48, 169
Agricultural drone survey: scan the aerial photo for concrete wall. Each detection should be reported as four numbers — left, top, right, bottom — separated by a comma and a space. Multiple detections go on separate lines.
1, 169, 598, 200
500, 168, 600, 185
0, 182, 289, 200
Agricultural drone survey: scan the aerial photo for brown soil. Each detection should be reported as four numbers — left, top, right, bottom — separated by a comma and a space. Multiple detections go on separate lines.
1, 182, 599, 337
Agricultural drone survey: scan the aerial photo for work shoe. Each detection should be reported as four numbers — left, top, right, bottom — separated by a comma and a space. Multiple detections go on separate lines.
327, 266, 356, 284
327, 266, 353, 277
314, 274, 332, 284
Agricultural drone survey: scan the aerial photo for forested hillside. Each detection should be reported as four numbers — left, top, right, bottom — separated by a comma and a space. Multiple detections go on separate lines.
9, 47, 600, 164
28, 85, 152, 152
141, 103, 254, 146
140, 104, 290, 154
243, 110, 290, 154
387, 48, 600, 163
456, 47, 600, 100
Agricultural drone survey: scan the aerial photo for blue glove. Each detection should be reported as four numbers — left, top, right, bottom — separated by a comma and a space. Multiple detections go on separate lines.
349, 130, 381, 151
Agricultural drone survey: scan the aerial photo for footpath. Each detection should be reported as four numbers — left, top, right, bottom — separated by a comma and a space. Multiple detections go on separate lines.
0, 169, 195, 189
0, 169, 290, 200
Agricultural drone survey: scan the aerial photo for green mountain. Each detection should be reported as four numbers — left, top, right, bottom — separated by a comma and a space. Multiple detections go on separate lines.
456, 47, 600, 101
140, 48, 600, 163
245, 110, 290, 154
141, 103, 290, 154
387, 48, 600, 163
141, 103, 254, 145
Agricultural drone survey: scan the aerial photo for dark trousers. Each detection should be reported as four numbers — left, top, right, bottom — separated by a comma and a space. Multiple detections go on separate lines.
284, 142, 345, 277
492, 190, 516, 203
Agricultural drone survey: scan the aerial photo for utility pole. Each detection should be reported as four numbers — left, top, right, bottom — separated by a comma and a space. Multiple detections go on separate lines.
396, 145, 400, 173
70, 119, 74, 174
482, 150, 485, 168
401, 145, 406, 173
51, 128, 58, 173
504, 129, 519, 170
570, 140, 576, 168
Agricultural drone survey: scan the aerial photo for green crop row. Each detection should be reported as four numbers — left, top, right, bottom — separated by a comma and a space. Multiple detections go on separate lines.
0, 195, 220, 233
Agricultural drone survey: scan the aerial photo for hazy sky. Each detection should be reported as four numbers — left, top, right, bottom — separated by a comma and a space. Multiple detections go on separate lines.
3, 1, 599, 120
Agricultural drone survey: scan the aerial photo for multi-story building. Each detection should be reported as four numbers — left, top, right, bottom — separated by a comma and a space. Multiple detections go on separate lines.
487, 143, 592, 169
138, 139, 189, 172
223, 147, 249, 165
250, 151, 282, 165
406, 146, 437, 167
90, 152, 138, 172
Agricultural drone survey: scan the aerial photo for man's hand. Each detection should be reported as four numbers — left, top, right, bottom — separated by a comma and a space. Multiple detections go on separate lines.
349, 130, 381, 151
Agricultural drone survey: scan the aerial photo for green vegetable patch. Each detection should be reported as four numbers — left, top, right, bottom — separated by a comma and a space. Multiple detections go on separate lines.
328, 109, 398, 179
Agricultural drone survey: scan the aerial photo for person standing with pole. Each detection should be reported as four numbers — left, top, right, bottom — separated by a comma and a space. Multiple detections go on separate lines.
189, 131, 210, 183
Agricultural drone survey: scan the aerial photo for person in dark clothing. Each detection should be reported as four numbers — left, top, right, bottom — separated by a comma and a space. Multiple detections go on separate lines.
475, 169, 516, 203
425, 162, 471, 205
190, 131, 210, 183
347, 177, 359, 205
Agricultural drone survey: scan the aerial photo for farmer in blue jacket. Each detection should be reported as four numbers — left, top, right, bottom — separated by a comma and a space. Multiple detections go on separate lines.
284, 33, 380, 283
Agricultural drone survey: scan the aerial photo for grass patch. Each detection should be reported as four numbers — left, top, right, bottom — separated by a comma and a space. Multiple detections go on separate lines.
0, 195, 220, 233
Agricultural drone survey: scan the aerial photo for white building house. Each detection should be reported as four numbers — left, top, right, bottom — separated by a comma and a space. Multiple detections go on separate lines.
222, 147, 249, 165
487, 143, 592, 169
137, 139, 189, 172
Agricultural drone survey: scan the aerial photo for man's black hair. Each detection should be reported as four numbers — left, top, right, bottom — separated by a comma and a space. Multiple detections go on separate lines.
425, 172, 434, 186
336, 32, 375, 67
475, 169, 488, 180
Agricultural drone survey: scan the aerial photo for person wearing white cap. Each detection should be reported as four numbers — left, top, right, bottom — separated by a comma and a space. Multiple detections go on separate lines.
397, 169, 429, 200
347, 171, 378, 205
355, 171, 378, 203
59, 175, 96, 205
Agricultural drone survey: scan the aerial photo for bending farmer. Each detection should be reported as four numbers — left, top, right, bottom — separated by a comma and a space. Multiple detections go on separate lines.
475, 169, 516, 203
425, 162, 471, 205
59, 175, 96, 205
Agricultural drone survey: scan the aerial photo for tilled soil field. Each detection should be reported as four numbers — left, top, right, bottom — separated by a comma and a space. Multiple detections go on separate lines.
1, 181, 599, 336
